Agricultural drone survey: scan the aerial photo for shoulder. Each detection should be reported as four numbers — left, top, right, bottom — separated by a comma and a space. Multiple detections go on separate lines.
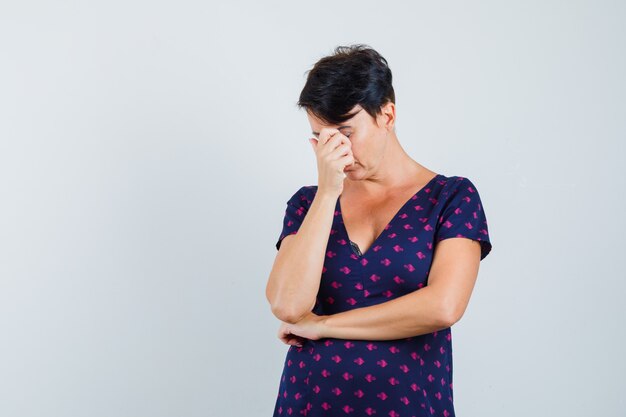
285, 184, 319, 208
435, 174, 480, 195
438, 174, 477, 190
433, 174, 484, 208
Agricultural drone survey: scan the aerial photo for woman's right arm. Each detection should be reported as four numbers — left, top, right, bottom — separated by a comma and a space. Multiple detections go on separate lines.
265, 189, 338, 324
266, 127, 354, 324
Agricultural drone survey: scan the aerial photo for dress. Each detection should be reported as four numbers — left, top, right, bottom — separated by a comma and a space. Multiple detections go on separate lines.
272, 173, 492, 417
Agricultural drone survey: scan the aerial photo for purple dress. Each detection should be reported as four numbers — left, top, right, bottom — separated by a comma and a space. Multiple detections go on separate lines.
272, 174, 492, 417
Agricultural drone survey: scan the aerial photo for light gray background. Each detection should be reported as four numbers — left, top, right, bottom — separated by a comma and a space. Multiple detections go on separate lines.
1, 1, 624, 416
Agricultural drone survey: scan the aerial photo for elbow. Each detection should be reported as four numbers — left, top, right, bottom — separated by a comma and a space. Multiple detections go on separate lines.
271, 303, 309, 324
266, 272, 317, 323
269, 294, 316, 324
266, 284, 310, 323
443, 311, 462, 327
437, 302, 463, 328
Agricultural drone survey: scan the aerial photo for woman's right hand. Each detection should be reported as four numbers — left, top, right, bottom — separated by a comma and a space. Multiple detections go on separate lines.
308, 128, 355, 197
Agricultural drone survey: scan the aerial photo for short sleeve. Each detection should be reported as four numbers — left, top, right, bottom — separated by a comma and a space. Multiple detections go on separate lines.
275, 186, 311, 251
435, 177, 492, 261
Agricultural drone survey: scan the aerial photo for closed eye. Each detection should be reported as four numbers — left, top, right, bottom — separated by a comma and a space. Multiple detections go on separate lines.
312, 127, 352, 138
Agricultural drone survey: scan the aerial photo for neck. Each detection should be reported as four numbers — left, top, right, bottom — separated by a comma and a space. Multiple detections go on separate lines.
345, 132, 428, 195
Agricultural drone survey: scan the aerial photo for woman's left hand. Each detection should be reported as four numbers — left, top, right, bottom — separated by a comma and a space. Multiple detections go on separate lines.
277, 312, 327, 347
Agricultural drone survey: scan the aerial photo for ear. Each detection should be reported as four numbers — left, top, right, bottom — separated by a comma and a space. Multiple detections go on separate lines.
380, 102, 396, 131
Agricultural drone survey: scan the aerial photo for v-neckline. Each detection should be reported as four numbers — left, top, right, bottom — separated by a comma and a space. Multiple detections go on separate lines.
337, 173, 441, 258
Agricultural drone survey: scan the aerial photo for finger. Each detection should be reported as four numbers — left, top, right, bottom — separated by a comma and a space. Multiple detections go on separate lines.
328, 127, 352, 146
278, 325, 300, 345
332, 143, 352, 159
338, 153, 355, 169
286, 336, 302, 347
322, 133, 348, 154
278, 325, 289, 340
318, 128, 341, 145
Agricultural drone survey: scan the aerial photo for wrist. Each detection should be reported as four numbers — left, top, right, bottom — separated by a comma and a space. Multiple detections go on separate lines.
318, 314, 333, 339
315, 188, 341, 202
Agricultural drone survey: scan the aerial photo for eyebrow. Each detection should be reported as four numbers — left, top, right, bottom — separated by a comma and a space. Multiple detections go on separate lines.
312, 126, 351, 137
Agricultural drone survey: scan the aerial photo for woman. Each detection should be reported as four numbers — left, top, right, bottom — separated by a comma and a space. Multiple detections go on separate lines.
266, 44, 492, 417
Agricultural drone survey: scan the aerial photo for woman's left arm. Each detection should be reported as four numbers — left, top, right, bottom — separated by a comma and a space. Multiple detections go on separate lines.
279, 238, 481, 343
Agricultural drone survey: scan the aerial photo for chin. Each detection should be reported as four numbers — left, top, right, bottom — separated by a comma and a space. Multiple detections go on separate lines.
345, 168, 360, 178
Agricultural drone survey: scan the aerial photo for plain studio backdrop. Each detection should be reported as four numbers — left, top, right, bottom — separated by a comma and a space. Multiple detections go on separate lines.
0, 1, 624, 416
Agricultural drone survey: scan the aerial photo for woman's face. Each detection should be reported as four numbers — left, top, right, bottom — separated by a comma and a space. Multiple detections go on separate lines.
307, 103, 394, 179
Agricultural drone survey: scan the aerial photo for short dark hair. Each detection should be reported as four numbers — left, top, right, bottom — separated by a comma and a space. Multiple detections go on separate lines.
297, 44, 395, 125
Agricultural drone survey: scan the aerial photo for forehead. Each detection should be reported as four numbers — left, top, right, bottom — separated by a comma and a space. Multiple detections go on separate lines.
309, 107, 363, 136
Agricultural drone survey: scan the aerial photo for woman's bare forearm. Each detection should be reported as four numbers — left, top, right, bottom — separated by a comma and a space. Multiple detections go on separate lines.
319, 286, 454, 340
267, 190, 338, 323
